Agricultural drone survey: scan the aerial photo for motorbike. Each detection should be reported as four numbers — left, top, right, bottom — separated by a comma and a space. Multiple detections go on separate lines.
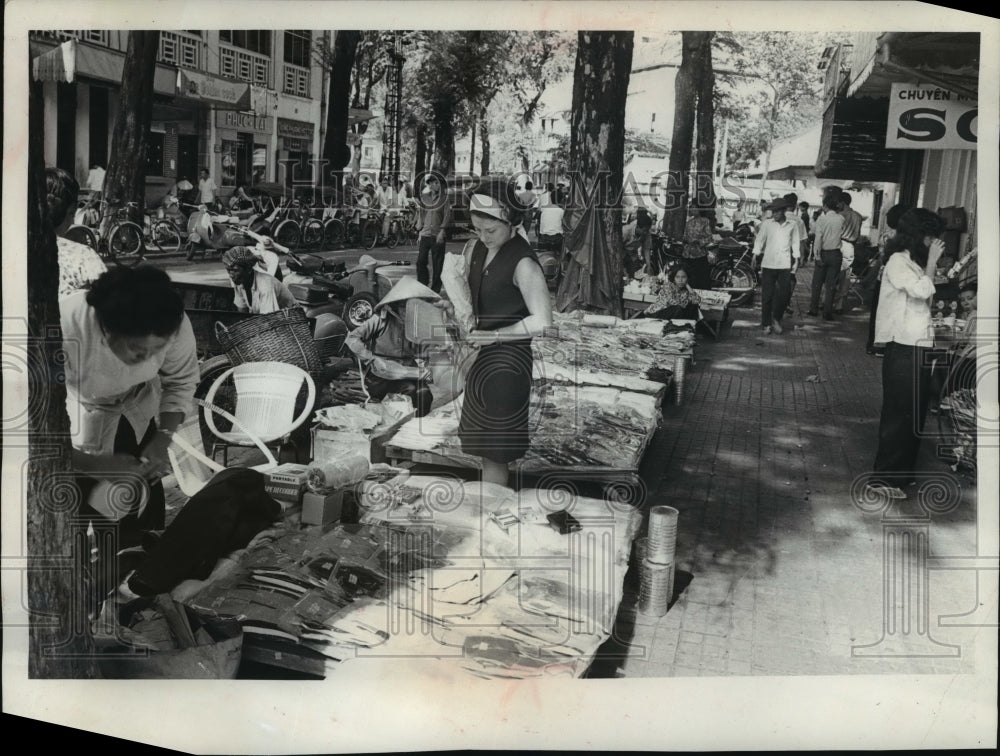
184, 205, 256, 260
534, 234, 564, 291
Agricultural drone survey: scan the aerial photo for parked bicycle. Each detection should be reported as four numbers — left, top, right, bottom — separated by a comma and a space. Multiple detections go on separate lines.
707, 237, 758, 307
64, 199, 145, 266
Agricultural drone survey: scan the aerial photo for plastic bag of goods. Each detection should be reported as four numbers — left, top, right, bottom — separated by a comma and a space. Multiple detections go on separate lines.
306, 453, 370, 493
441, 251, 475, 336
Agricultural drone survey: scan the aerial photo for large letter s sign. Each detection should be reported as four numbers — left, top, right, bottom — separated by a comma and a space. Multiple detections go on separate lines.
956, 109, 978, 143
897, 108, 947, 143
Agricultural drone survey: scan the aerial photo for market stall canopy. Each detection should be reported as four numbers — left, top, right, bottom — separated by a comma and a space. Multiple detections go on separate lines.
177, 69, 251, 110
814, 95, 904, 182
32, 39, 76, 82
349, 107, 376, 127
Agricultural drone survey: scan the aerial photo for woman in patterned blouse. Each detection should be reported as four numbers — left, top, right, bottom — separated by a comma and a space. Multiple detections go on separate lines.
644, 263, 701, 320
46, 167, 107, 299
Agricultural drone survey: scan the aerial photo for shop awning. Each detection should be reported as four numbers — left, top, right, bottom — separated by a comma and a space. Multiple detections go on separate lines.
846, 32, 979, 100
176, 69, 251, 110
814, 96, 904, 182
349, 107, 376, 126
31, 38, 176, 94
32, 39, 76, 82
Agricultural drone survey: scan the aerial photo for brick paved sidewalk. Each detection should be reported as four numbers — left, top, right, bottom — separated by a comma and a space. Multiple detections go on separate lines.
599, 281, 983, 678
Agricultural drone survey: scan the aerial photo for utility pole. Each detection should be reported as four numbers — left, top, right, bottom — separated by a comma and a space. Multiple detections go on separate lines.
380, 33, 405, 179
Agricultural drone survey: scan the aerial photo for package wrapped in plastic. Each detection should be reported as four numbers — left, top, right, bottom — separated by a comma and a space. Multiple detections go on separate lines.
441, 251, 476, 336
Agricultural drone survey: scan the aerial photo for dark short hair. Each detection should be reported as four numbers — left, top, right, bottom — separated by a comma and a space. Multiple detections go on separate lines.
667, 263, 689, 283
885, 204, 910, 230
783, 193, 798, 206
839, 192, 853, 205
959, 282, 977, 295
45, 167, 80, 228
86, 266, 185, 338
468, 175, 528, 227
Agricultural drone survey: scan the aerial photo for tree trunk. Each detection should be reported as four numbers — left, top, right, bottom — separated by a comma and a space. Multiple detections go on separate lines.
693, 32, 716, 209
469, 121, 476, 176
663, 31, 699, 238
322, 30, 361, 194
28, 68, 98, 678
557, 30, 633, 317
431, 98, 455, 175
479, 110, 491, 176
103, 31, 160, 224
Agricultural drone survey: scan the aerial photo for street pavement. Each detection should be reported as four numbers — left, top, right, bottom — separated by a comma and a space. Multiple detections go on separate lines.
162, 258, 986, 679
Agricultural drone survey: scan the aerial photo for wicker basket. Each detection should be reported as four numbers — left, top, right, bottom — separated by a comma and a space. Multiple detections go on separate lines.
215, 307, 323, 377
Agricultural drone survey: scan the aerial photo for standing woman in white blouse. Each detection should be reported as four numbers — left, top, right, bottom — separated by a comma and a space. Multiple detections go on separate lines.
869, 208, 946, 498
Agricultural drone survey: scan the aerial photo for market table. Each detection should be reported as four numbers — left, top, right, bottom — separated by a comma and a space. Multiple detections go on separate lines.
181, 475, 642, 680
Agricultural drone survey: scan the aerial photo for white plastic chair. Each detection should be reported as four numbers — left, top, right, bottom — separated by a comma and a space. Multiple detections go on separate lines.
167, 398, 280, 498
203, 361, 316, 466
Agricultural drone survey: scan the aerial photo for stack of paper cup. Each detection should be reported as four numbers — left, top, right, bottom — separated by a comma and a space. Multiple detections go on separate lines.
636, 506, 680, 616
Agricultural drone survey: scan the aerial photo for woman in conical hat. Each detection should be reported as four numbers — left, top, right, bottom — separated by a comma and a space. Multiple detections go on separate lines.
454, 175, 553, 486
344, 276, 442, 417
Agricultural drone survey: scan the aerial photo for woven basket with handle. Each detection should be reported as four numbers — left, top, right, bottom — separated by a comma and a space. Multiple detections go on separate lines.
214, 307, 323, 377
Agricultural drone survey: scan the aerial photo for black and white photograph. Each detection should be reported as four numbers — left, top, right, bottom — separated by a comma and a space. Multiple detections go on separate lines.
2, 1, 997, 751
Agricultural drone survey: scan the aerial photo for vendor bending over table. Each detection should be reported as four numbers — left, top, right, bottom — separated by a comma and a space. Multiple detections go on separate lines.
60, 266, 198, 612
344, 277, 440, 417
455, 176, 553, 487
223, 245, 296, 315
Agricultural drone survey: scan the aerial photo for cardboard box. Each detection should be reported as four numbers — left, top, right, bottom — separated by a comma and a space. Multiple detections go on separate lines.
301, 490, 344, 526
265, 463, 309, 504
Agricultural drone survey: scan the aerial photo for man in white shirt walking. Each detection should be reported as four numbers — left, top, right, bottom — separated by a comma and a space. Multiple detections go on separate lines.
198, 167, 218, 209
752, 197, 801, 335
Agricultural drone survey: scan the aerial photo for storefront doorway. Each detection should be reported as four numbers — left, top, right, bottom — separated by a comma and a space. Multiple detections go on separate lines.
177, 134, 199, 183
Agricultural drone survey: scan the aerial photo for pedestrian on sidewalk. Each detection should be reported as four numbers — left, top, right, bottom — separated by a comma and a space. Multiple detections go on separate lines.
807, 194, 846, 319
868, 208, 946, 498
866, 203, 910, 355
682, 204, 715, 289
198, 167, 218, 210
416, 174, 452, 293
782, 192, 809, 315
833, 191, 864, 314
752, 197, 801, 335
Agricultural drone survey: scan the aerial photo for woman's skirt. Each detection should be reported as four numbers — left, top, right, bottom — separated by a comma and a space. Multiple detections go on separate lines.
458, 340, 533, 464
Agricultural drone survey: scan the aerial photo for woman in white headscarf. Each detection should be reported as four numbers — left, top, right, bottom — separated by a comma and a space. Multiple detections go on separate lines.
453, 176, 553, 486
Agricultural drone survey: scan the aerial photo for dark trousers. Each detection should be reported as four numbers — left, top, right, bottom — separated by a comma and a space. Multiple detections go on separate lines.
683, 255, 712, 290
759, 268, 791, 327
78, 418, 165, 613
809, 249, 843, 317
867, 278, 883, 350
873, 341, 932, 487
417, 235, 446, 292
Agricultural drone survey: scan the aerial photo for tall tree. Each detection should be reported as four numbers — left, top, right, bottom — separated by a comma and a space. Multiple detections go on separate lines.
28, 63, 97, 678
727, 32, 825, 201
320, 30, 361, 194
556, 31, 633, 317
662, 31, 713, 238
694, 32, 716, 208
103, 31, 160, 224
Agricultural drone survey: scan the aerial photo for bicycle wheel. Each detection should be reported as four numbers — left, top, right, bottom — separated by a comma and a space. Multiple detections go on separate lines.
302, 218, 324, 248
385, 223, 400, 248
323, 218, 345, 247
360, 221, 379, 250
273, 219, 300, 248
108, 222, 145, 266
150, 220, 182, 253
64, 224, 99, 250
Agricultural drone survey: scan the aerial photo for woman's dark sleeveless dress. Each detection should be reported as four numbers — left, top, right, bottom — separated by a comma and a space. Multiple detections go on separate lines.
458, 235, 540, 463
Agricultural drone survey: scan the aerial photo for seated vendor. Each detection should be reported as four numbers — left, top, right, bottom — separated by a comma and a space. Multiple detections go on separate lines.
222, 246, 297, 315
642, 263, 701, 320
343, 277, 441, 417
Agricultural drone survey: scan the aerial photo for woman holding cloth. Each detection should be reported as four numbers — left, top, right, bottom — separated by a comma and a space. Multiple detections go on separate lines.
61, 266, 199, 608
454, 176, 553, 486
868, 208, 946, 499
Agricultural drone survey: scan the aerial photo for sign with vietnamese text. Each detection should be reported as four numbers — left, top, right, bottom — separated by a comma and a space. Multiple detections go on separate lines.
886, 83, 977, 150
215, 110, 273, 135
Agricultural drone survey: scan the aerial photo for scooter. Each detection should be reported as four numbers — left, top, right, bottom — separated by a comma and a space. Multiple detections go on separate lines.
184, 205, 256, 260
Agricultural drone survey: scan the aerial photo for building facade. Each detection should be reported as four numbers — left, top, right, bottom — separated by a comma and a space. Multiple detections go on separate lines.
31, 29, 330, 202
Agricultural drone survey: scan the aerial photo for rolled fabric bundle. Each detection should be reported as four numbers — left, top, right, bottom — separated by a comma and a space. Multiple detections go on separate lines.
441, 251, 476, 336
306, 454, 370, 494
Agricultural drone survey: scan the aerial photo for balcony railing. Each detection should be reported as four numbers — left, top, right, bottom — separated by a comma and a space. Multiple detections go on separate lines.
158, 31, 202, 69
35, 30, 110, 46
220, 44, 271, 88
282, 63, 310, 98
